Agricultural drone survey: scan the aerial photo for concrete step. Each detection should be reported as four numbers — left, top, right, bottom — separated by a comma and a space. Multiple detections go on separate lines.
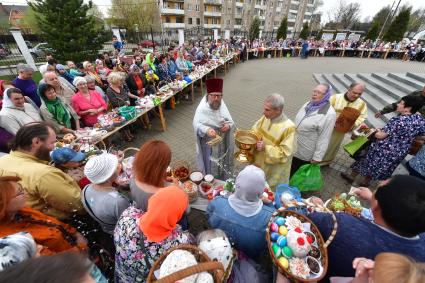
371, 73, 417, 98
357, 73, 408, 101
388, 73, 424, 90
343, 73, 394, 123
406, 72, 425, 83
321, 74, 346, 93
312, 73, 327, 85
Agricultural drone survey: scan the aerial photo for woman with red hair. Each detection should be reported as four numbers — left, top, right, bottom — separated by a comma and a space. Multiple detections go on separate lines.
130, 140, 175, 211
0, 176, 87, 255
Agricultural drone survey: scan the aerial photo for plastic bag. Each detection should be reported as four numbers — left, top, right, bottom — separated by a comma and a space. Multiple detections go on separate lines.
343, 136, 368, 156
289, 164, 323, 192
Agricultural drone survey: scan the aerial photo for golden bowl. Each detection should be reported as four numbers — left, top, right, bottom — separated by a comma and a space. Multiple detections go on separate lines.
234, 129, 260, 163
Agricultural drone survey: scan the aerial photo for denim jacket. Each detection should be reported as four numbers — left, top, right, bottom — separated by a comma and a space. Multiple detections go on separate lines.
207, 196, 275, 260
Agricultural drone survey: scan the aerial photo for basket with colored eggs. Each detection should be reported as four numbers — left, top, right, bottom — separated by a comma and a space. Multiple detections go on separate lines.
266, 209, 334, 282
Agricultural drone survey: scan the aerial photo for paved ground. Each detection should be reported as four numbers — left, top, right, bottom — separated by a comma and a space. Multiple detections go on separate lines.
120, 57, 425, 203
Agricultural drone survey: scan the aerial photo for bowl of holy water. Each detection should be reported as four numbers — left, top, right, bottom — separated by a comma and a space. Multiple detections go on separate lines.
234, 129, 260, 163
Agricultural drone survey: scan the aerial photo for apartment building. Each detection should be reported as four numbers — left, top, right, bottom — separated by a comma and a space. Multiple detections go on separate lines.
159, 0, 316, 39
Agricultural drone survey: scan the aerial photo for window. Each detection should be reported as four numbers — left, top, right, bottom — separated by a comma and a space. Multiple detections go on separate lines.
165, 16, 170, 23
188, 18, 193, 24
177, 3, 183, 9
197, 18, 201, 25
196, 5, 200, 11
290, 4, 299, 10
187, 4, 192, 10
176, 16, 184, 23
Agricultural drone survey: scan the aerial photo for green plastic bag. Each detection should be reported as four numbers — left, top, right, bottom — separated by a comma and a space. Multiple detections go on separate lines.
343, 136, 368, 156
289, 164, 323, 192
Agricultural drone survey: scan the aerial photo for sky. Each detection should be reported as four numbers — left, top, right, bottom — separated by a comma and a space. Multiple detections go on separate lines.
3, 0, 425, 22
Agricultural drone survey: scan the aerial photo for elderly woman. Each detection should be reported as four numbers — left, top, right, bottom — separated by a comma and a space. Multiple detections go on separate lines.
207, 165, 275, 260
82, 61, 104, 89
156, 55, 172, 82
344, 95, 425, 186
125, 64, 146, 105
175, 51, 189, 73
0, 88, 42, 135
291, 84, 336, 175
39, 84, 77, 134
114, 186, 194, 283
71, 77, 107, 127
106, 72, 136, 108
85, 75, 107, 103
82, 154, 130, 235
0, 176, 87, 254
106, 72, 136, 141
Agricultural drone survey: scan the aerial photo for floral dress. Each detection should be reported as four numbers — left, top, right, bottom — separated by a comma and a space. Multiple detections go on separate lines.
114, 206, 194, 283
351, 113, 425, 180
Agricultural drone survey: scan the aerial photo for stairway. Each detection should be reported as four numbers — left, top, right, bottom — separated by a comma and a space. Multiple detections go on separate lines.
313, 72, 425, 129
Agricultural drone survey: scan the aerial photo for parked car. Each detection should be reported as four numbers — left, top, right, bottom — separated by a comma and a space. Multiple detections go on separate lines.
139, 40, 160, 48
0, 43, 12, 59
29, 43, 55, 58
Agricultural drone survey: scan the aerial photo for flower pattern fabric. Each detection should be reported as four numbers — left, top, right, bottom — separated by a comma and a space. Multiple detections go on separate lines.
114, 206, 194, 283
351, 113, 425, 180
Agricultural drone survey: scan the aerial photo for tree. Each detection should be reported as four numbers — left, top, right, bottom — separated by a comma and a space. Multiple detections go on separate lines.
383, 6, 411, 42
407, 8, 425, 36
108, 0, 161, 32
315, 29, 323, 40
327, 0, 361, 29
249, 16, 260, 41
365, 6, 391, 40
29, 0, 108, 62
299, 22, 310, 39
276, 18, 287, 40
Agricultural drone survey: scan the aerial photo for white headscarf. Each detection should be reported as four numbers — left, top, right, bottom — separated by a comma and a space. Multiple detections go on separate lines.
228, 165, 266, 217
39, 64, 47, 75
1, 88, 13, 108
73, 76, 87, 87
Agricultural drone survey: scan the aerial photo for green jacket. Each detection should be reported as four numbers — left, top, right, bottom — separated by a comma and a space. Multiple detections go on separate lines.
380, 90, 425, 117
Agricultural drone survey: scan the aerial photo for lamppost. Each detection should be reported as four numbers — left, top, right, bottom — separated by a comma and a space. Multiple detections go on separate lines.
134, 24, 140, 44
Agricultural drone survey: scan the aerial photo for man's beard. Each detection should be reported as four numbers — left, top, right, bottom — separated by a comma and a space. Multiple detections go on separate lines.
35, 145, 51, 161
209, 101, 221, 110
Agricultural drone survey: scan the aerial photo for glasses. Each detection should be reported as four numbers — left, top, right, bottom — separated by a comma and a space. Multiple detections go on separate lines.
14, 184, 25, 198
209, 94, 222, 98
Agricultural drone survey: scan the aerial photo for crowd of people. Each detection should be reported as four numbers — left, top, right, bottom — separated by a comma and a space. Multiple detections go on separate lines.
0, 35, 424, 283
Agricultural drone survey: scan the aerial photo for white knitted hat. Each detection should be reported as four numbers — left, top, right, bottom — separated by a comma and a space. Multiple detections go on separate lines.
84, 153, 118, 184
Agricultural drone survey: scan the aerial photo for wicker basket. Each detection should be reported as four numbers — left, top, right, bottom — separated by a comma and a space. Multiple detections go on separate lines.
146, 244, 225, 283
266, 209, 337, 283
172, 160, 190, 182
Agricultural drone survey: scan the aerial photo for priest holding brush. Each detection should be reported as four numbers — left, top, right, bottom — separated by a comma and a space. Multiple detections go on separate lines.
193, 78, 234, 179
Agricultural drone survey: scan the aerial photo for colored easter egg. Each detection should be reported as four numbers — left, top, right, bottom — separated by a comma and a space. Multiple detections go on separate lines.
278, 257, 289, 269
282, 246, 293, 258
278, 226, 288, 236
275, 217, 285, 226
277, 236, 287, 247
270, 232, 279, 242
272, 243, 282, 257
270, 223, 278, 232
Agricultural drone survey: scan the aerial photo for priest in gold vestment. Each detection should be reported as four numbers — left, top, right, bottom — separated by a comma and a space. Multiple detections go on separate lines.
252, 94, 296, 189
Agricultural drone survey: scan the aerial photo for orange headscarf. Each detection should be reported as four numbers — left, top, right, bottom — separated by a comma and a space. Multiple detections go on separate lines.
139, 186, 188, 242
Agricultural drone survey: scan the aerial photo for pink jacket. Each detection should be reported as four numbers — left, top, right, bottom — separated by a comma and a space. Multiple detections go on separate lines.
72, 90, 107, 127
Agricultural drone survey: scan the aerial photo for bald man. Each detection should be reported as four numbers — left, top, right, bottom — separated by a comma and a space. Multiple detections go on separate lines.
322, 82, 367, 165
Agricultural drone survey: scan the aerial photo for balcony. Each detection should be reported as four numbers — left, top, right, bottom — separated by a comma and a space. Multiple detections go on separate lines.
204, 23, 221, 29
289, 9, 298, 14
259, 15, 265, 20
305, 11, 312, 16
204, 11, 222, 17
234, 25, 242, 29
288, 18, 296, 22
204, 0, 222, 5
236, 2, 244, 7
161, 8, 185, 15
163, 22, 186, 29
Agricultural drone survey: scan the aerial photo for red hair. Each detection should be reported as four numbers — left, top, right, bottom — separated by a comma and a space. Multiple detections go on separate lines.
0, 176, 22, 222
133, 140, 171, 187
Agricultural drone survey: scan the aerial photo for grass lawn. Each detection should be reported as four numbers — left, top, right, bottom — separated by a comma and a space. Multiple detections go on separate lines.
0, 71, 42, 84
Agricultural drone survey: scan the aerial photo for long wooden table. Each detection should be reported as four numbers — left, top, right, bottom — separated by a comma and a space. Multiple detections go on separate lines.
89, 55, 237, 145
